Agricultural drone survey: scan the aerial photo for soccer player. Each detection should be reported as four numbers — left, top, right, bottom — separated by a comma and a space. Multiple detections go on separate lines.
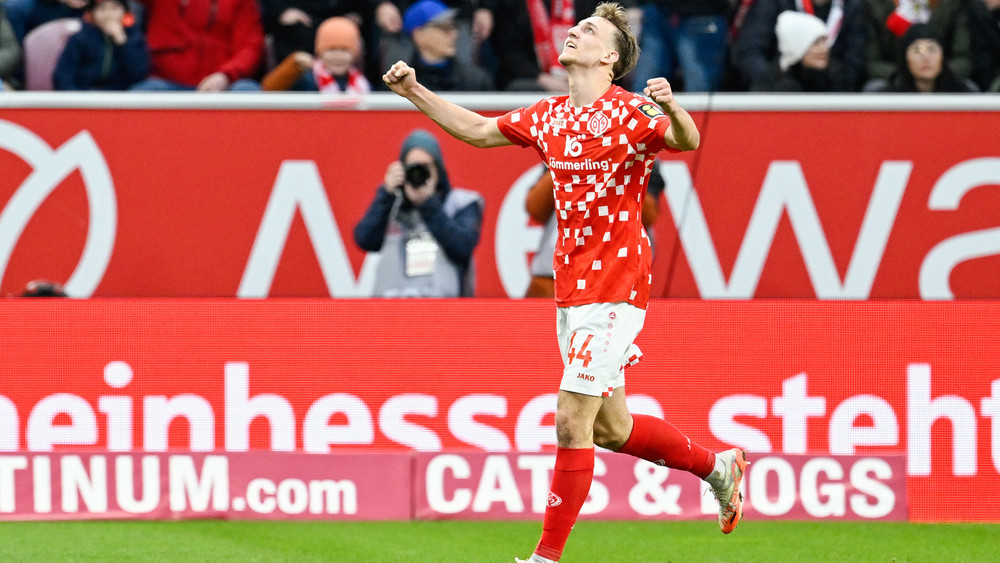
382, 3, 748, 561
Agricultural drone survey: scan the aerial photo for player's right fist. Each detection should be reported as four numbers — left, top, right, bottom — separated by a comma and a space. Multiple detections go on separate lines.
382, 61, 417, 95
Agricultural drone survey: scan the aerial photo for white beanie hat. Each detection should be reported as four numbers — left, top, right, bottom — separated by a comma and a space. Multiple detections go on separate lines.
776, 11, 829, 71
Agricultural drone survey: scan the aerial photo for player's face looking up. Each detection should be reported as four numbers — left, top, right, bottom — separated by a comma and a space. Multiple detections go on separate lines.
558, 17, 619, 70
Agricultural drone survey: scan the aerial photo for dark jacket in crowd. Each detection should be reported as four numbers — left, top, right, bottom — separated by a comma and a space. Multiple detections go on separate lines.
5, 0, 86, 44
864, 0, 973, 81
53, 22, 150, 90
643, 0, 729, 17
378, 0, 485, 21
733, 0, 866, 91
380, 38, 493, 91
410, 54, 494, 91
878, 23, 976, 92
766, 58, 854, 92
259, 0, 368, 63
969, 0, 1000, 91
0, 6, 21, 89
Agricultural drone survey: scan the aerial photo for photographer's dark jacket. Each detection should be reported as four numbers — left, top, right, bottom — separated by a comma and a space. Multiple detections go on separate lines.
353, 130, 484, 297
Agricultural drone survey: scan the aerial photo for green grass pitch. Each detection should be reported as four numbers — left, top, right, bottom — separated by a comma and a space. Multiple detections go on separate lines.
0, 520, 995, 562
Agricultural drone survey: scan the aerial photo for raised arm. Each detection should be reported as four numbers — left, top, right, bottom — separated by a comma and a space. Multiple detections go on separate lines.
383, 61, 511, 149
644, 77, 700, 151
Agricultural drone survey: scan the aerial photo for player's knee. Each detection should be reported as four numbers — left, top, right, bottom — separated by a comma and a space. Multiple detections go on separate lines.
592, 420, 629, 451
554, 410, 591, 448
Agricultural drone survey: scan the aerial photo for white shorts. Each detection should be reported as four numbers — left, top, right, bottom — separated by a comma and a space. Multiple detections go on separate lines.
557, 302, 645, 397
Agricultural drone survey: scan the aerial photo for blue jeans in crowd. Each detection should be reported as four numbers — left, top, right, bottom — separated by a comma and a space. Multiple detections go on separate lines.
130, 77, 261, 92
630, 5, 728, 93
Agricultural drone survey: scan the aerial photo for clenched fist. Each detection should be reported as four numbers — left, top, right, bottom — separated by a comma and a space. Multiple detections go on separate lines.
382, 61, 418, 96
644, 77, 679, 115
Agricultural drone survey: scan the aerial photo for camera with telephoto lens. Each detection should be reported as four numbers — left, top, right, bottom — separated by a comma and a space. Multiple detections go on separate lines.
403, 162, 431, 188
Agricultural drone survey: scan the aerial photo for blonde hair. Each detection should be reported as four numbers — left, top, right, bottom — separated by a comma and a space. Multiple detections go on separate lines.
592, 2, 639, 80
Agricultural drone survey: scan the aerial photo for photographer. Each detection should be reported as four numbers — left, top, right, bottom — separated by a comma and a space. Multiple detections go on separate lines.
353, 129, 484, 297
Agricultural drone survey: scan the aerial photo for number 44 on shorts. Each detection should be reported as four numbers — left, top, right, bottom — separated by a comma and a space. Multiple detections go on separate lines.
567, 333, 594, 367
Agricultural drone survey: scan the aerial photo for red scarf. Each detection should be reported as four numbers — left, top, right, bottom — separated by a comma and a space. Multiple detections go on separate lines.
313, 62, 371, 94
525, 0, 575, 73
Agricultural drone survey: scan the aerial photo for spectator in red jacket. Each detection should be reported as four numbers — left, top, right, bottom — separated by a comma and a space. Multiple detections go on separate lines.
130, 0, 265, 91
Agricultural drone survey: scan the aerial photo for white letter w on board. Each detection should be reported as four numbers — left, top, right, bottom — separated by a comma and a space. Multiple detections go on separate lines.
659, 160, 912, 299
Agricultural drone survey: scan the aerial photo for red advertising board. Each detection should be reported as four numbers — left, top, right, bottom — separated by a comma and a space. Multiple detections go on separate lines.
1, 102, 998, 299
0, 298, 996, 522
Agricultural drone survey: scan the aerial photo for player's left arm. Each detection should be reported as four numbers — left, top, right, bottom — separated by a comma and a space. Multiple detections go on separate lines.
644, 78, 700, 151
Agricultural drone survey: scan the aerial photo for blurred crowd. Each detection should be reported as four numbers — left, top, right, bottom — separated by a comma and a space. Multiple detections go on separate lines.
0, 0, 998, 93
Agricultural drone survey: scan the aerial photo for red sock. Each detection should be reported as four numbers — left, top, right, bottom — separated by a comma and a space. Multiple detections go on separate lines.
617, 414, 715, 479
535, 447, 594, 562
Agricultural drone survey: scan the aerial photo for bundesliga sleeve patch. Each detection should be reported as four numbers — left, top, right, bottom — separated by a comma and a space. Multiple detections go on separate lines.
638, 102, 665, 119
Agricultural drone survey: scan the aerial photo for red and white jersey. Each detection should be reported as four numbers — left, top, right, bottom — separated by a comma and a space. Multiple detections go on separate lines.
498, 85, 678, 309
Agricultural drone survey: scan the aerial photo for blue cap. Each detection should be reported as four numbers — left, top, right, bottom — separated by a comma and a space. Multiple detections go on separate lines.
403, 0, 458, 34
